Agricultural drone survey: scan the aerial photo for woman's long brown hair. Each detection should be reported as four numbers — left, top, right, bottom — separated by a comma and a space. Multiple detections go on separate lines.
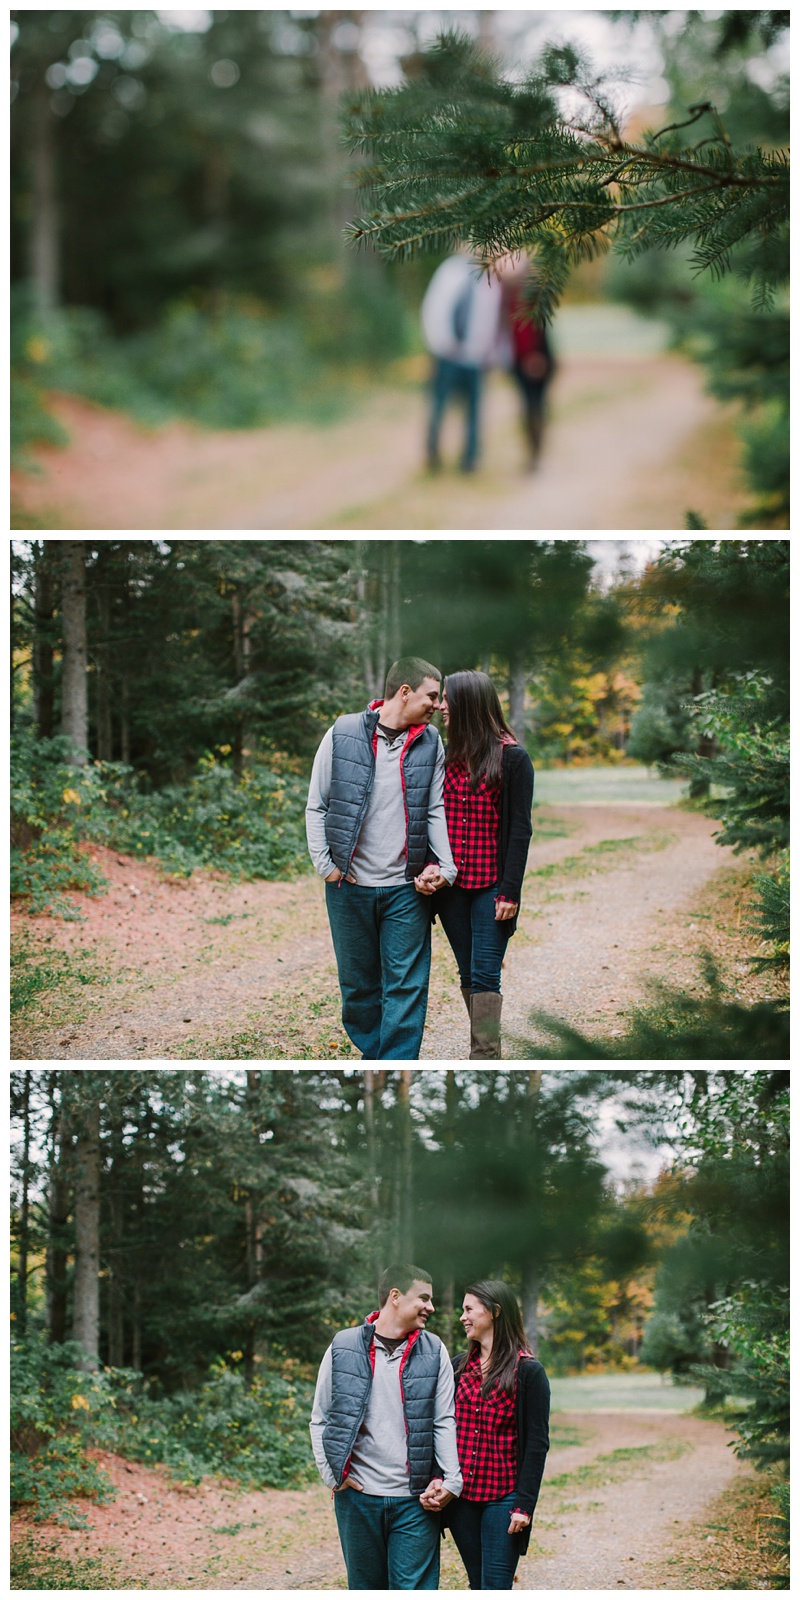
462, 1279, 532, 1396
444, 670, 514, 791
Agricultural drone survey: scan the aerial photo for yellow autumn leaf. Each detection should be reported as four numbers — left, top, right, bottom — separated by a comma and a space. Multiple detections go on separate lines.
62, 788, 81, 806
26, 335, 51, 364
71, 1394, 91, 1410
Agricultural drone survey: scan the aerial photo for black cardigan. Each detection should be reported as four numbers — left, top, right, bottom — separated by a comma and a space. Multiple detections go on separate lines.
434, 743, 534, 935
496, 744, 535, 929
445, 1352, 550, 1555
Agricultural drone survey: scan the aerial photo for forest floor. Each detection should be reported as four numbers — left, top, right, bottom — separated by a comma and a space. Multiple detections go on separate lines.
11, 781, 785, 1062
11, 1400, 781, 1589
11, 345, 752, 532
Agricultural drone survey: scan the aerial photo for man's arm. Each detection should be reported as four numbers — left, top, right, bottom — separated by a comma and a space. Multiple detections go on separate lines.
424, 738, 457, 886
430, 1341, 462, 1498
309, 1346, 337, 1489
305, 729, 337, 881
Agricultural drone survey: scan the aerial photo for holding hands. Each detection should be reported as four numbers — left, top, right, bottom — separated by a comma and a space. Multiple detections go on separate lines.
414, 864, 448, 895
419, 1476, 454, 1512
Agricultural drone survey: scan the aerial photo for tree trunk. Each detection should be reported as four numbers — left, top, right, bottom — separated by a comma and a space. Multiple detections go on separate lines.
46, 1078, 71, 1345
689, 668, 712, 799
30, 84, 59, 316
132, 1280, 143, 1372
17, 1072, 31, 1333
521, 1070, 542, 1351
33, 540, 56, 738
72, 1094, 101, 1369
509, 652, 526, 741
107, 1125, 125, 1367
394, 1069, 414, 1258
60, 541, 89, 764
95, 554, 113, 761
522, 1263, 540, 1356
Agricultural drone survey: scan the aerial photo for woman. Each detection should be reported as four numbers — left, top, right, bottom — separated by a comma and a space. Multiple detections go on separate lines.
423, 669, 534, 1059
424, 1280, 550, 1590
500, 253, 556, 470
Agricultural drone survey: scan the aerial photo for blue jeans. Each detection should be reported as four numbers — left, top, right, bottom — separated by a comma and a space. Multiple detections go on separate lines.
435, 883, 512, 994
325, 881, 431, 1059
448, 1491, 524, 1590
334, 1489, 440, 1590
427, 358, 482, 469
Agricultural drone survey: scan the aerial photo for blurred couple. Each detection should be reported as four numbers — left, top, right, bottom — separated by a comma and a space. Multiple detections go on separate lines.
305, 655, 534, 1061
421, 248, 555, 473
310, 1265, 550, 1590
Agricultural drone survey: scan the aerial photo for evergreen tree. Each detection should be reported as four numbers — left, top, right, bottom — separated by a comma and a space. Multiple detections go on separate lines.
343, 29, 788, 320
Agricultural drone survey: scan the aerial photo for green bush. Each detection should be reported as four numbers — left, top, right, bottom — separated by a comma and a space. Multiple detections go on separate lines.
95, 1358, 318, 1489
10, 1338, 118, 1526
10, 732, 310, 916
84, 754, 310, 881
10, 1336, 316, 1528
10, 733, 110, 918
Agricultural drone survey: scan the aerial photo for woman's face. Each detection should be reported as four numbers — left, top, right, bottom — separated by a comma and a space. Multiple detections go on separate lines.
441, 690, 450, 727
461, 1294, 495, 1342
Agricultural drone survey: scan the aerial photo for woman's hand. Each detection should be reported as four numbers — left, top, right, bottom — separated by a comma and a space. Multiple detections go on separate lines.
508, 1510, 531, 1535
415, 866, 447, 895
419, 1477, 454, 1511
495, 898, 518, 921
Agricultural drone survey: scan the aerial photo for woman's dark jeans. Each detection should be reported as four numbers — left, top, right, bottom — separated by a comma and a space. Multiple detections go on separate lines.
448, 1491, 524, 1590
435, 883, 512, 994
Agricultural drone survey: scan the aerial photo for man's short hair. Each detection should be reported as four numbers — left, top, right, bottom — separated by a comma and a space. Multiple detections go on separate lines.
384, 657, 441, 700
378, 1262, 433, 1307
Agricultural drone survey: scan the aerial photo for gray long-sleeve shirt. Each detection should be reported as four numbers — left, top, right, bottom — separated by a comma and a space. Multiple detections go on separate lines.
310, 1335, 462, 1498
305, 723, 457, 887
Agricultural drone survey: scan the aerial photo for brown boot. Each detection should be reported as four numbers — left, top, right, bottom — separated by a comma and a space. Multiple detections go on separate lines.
470, 992, 502, 1059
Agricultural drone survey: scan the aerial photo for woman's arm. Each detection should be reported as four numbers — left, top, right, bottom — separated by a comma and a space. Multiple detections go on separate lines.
498, 748, 534, 904
513, 1360, 550, 1517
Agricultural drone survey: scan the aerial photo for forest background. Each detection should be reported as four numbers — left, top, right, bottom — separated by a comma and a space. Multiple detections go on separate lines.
10, 8, 790, 530
10, 536, 790, 1058
9, 1067, 789, 1587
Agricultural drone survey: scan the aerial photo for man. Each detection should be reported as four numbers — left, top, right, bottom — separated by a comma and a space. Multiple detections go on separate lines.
306, 656, 456, 1060
309, 1263, 462, 1590
420, 250, 505, 472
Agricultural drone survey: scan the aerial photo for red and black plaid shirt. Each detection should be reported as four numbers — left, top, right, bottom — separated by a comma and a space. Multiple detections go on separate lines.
444, 763, 502, 889
455, 1347, 519, 1501
444, 738, 519, 892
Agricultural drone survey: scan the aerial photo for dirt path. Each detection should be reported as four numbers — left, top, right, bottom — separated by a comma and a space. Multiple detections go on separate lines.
12, 351, 749, 531
11, 802, 777, 1062
11, 1409, 761, 1589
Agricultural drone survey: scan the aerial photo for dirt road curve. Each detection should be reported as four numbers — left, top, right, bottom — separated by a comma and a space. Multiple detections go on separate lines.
12, 801, 764, 1063
12, 352, 749, 531
10, 1410, 755, 1589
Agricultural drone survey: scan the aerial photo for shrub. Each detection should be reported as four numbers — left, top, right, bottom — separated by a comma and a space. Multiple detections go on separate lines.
10, 732, 310, 916
10, 1338, 118, 1526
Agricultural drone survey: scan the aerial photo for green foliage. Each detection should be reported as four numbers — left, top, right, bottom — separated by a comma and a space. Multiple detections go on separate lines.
691, 1284, 789, 1470
10, 1334, 317, 1530
672, 674, 789, 858
522, 977, 789, 1059
627, 677, 694, 767
95, 1358, 318, 1489
343, 32, 788, 318
10, 1337, 117, 1526
11, 290, 393, 438
748, 852, 789, 972
10, 733, 110, 918
84, 754, 310, 881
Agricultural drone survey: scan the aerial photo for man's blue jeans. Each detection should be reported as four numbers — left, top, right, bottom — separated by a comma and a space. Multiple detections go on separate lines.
435, 883, 512, 993
325, 881, 432, 1059
427, 357, 482, 470
448, 1491, 524, 1590
334, 1489, 440, 1590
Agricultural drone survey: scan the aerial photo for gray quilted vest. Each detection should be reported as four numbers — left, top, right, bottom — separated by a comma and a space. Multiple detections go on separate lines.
322, 1320, 442, 1493
325, 706, 439, 879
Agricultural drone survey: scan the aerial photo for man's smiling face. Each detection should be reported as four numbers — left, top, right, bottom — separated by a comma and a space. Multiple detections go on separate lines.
393, 1279, 434, 1332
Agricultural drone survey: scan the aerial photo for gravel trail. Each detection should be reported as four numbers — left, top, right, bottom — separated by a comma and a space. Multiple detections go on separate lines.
11, 1409, 756, 1589
12, 801, 767, 1063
